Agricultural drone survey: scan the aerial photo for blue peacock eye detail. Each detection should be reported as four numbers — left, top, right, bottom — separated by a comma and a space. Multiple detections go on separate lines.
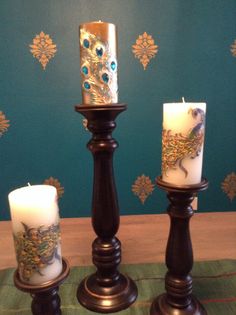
102, 73, 109, 83
83, 39, 90, 48
84, 81, 91, 89
96, 46, 103, 57
81, 66, 89, 75
111, 61, 116, 71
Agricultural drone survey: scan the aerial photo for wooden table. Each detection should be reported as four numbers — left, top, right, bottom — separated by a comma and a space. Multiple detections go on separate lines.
0, 212, 235, 270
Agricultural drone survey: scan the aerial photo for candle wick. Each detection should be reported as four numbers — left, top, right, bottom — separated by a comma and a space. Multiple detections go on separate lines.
182, 97, 185, 103
27, 183, 31, 186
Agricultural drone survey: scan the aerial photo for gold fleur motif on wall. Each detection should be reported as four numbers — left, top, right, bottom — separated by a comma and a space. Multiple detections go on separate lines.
0, 111, 10, 137
230, 39, 236, 57
29, 31, 57, 70
132, 174, 155, 204
132, 32, 158, 70
43, 177, 64, 198
221, 172, 236, 201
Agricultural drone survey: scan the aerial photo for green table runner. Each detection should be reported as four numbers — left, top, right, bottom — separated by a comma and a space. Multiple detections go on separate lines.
0, 260, 235, 315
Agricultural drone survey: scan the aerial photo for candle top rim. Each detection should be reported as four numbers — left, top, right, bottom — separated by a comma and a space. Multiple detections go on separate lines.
8, 185, 57, 201
80, 21, 116, 27
163, 102, 206, 105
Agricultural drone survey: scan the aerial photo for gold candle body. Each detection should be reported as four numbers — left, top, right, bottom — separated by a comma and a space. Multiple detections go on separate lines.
79, 21, 118, 105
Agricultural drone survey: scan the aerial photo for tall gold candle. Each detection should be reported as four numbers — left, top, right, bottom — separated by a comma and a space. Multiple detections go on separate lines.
79, 21, 118, 105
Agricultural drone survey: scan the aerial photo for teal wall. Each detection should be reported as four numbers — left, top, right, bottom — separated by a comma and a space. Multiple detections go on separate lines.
0, 0, 236, 220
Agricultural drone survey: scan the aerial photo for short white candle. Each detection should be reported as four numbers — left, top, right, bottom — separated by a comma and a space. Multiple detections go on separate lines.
162, 100, 206, 185
8, 185, 62, 285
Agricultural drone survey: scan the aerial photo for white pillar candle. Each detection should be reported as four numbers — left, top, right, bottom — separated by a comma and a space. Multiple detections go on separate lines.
79, 21, 118, 105
162, 100, 206, 185
8, 185, 62, 285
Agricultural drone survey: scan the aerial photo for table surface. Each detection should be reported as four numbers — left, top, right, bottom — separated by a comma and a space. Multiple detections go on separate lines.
0, 212, 236, 270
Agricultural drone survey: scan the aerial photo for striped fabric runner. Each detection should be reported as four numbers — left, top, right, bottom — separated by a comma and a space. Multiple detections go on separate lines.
0, 260, 235, 314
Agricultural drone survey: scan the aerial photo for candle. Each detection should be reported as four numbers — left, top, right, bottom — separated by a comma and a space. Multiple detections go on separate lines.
79, 21, 118, 105
8, 185, 62, 285
162, 100, 206, 185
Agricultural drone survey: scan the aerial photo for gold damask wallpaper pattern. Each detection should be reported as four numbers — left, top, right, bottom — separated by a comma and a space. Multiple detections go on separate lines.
221, 172, 236, 201
29, 32, 57, 70
0, 7, 236, 221
132, 32, 158, 70
231, 39, 236, 57
132, 175, 155, 204
43, 177, 64, 199
0, 111, 10, 137
6, 29, 236, 208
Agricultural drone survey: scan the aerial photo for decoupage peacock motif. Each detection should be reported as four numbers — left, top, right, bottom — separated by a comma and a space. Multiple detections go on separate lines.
80, 28, 118, 104
162, 108, 205, 178
14, 222, 61, 282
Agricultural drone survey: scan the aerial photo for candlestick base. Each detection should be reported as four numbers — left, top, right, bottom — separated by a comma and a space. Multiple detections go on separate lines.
150, 294, 207, 315
77, 272, 137, 313
14, 258, 70, 315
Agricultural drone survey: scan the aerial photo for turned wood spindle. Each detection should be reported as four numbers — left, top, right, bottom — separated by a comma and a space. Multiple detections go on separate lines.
75, 104, 138, 313
150, 177, 208, 315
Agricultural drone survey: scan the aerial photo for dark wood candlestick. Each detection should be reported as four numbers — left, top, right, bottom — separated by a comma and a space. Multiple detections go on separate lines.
150, 177, 208, 315
75, 103, 138, 313
14, 257, 70, 315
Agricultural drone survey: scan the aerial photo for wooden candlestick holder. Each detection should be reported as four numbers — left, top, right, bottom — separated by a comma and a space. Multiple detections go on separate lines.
75, 104, 138, 313
14, 257, 70, 315
150, 177, 208, 315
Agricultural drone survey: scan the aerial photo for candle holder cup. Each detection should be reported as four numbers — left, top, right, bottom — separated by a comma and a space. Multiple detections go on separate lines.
150, 177, 208, 315
14, 257, 70, 315
75, 103, 138, 313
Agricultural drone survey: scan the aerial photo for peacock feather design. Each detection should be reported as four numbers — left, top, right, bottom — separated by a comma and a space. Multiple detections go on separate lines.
14, 222, 61, 282
162, 108, 205, 178
80, 28, 118, 104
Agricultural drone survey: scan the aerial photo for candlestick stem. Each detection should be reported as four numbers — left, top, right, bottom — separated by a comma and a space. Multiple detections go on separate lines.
75, 104, 137, 313
150, 177, 208, 315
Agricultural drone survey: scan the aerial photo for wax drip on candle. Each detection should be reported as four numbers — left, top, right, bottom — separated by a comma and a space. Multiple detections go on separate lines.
182, 97, 185, 103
